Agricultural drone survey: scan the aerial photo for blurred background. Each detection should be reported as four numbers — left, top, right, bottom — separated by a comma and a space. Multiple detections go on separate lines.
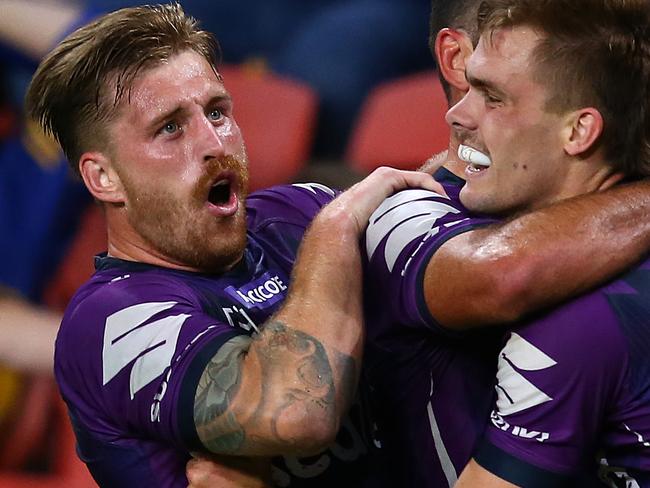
0, 0, 450, 485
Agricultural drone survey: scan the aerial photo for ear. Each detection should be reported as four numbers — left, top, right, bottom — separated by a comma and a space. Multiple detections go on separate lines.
563, 108, 604, 157
79, 152, 126, 204
435, 28, 473, 95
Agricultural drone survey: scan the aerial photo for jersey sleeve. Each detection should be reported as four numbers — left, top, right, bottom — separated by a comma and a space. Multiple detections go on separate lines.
55, 273, 248, 454
247, 183, 338, 232
363, 188, 494, 333
474, 292, 628, 485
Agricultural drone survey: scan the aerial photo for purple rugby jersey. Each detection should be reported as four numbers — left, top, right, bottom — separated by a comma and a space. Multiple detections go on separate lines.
362, 168, 500, 487
55, 183, 371, 488
476, 258, 650, 487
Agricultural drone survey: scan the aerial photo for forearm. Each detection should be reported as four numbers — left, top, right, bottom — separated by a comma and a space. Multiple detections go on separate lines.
427, 179, 650, 328
193, 168, 441, 456
0, 291, 59, 373
269, 207, 364, 434
194, 211, 362, 457
455, 460, 517, 487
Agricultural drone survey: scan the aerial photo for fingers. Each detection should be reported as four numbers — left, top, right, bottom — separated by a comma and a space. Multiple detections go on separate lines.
327, 167, 446, 233
370, 166, 444, 195
186, 455, 272, 488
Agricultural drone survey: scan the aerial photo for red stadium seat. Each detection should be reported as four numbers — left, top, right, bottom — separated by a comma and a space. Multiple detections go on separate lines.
346, 70, 450, 174
0, 390, 97, 488
219, 64, 319, 191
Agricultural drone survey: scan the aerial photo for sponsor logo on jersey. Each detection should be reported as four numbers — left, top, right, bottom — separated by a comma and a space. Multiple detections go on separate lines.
490, 411, 550, 443
225, 273, 288, 309
272, 406, 367, 486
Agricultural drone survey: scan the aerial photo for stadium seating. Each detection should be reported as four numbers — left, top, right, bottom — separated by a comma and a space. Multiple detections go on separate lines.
219, 64, 319, 191
345, 70, 450, 174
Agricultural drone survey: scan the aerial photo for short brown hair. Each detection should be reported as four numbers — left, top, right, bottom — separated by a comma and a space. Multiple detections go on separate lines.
477, 0, 650, 179
25, 3, 220, 175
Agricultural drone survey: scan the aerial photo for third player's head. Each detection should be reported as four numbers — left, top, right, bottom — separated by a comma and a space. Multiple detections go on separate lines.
26, 3, 250, 273
429, 0, 483, 108
446, 0, 650, 215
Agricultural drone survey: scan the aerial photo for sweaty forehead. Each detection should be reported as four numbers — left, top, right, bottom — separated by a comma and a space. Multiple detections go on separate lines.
469, 26, 541, 80
110, 52, 226, 130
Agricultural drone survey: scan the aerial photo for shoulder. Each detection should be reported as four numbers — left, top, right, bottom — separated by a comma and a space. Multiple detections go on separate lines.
600, 259, 650, 394
502, 289, 628, 393
246, 183, 338, 230
365, 187, 493, 272
65, 264, 200, 320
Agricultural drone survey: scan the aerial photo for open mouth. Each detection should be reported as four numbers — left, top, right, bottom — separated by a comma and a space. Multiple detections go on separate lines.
208, 178, 232, 205
205, 173, 239, 217
458, 144, 492, 173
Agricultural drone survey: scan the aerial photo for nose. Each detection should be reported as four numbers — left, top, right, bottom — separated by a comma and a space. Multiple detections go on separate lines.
445, 89, 479, 133
196, 114, 225, 162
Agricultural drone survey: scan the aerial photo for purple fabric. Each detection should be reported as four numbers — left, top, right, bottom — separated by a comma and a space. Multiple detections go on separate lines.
55, 184, 374, 487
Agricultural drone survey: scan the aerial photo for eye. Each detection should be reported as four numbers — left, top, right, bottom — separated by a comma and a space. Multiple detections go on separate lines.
208, 108, 223, 122
484, 92, 502, 106
160, 121, 179, 135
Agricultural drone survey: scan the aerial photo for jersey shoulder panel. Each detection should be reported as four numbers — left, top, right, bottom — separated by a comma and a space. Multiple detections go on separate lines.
55, 265, 247, 450
363, 187, 495, 331
482, 288, 629, 478
246, 183, 337, 231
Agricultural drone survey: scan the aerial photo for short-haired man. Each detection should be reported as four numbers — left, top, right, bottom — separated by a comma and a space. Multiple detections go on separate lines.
357, 0, 650, 487
30, 3, 650, 488
25, 4, 440, 486
440, 0, 650, 485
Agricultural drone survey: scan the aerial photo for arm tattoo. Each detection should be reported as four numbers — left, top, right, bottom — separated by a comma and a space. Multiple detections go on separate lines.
194, 335, 250, 453
194, 322, 357, 455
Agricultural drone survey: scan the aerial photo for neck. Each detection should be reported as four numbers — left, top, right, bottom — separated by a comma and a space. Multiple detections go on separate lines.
103, 209, 200, 272
555, 162, 624, 202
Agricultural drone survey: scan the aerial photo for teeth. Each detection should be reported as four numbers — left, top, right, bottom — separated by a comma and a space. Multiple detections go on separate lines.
458, 144, 492, 167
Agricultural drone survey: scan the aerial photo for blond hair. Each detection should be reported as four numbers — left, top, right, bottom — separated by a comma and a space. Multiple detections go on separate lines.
26, 3, 220, 174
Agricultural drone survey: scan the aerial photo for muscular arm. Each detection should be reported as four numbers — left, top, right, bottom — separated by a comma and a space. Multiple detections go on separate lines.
194, 168, 442, 456
425, 179, 650, 328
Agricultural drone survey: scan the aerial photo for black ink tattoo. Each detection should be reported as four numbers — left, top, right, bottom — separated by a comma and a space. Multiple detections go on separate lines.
194, 321, 356, 455
194, 335, 250, 453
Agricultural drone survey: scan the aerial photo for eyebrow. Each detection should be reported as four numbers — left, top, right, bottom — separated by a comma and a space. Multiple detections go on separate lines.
146, 93, 233, 131
465, 69, 508, 99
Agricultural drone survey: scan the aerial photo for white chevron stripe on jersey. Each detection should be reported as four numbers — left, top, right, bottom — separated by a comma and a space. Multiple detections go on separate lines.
495, 333, 556, 416
102, 301, 189, 399
292, 182, 336, 197
366, 189, 459, 272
